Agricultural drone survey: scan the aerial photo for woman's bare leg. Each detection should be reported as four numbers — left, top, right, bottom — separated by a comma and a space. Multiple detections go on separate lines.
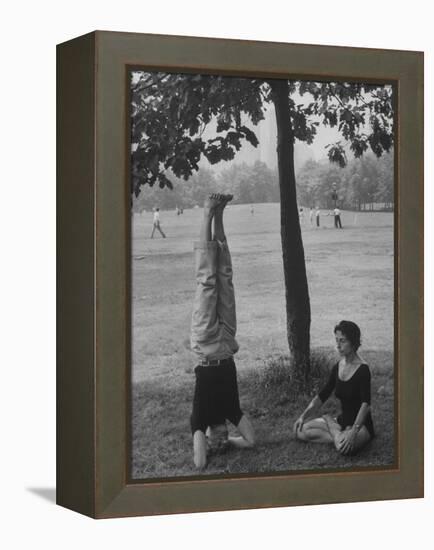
322, 413, 344, 447
299, 416, 371, 454
335, 425, 371, 455
351, 426, 371, 452
296, 417, 336, 443
323, 414, 372, 454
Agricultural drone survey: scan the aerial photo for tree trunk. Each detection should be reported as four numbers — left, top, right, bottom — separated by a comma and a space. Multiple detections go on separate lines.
269, 79, 311, 387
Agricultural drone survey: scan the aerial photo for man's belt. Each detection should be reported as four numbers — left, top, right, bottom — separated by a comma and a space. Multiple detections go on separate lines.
199, 358, 232, 367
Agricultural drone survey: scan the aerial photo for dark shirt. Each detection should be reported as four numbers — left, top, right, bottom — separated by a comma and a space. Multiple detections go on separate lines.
190, 358, 243, 435
318, 363, 375, 438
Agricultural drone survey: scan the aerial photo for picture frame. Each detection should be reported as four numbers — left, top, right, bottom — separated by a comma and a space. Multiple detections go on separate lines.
57, 30, 423, 519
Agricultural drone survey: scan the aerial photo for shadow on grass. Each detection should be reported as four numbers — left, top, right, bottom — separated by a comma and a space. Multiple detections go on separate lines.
131, 349, 395, 480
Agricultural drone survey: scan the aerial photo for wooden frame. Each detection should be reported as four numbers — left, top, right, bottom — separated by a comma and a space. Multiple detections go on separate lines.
57, 31, 423, 519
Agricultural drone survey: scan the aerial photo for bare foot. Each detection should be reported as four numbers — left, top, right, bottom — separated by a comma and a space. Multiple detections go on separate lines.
223, 193, 233, 204
322, 414, 341, 437
215, 193, 233, 212
203, 193, 222, 212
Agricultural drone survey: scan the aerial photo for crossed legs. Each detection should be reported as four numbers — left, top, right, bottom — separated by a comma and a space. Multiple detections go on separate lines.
296, 414, 371, 455
296, 417, 335, 444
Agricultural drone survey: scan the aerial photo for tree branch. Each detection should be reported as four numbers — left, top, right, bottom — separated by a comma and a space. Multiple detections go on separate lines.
355, 93, 369, 107
327, 83, 346, 109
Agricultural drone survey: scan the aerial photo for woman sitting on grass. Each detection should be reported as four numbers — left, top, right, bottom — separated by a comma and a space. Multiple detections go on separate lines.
293, 320, 375, 455
189, 193, 255, 469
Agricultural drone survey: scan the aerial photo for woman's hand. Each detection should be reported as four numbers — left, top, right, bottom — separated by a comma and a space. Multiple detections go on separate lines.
338, 427, 358, 455
293, 415, 305, 435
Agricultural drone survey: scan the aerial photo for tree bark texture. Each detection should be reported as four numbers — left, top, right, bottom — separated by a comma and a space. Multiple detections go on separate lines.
269, 79, 311, 384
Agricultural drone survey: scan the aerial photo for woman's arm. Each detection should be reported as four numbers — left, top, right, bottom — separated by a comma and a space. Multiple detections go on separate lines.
352, 402, 371, 430
293, 395, 323, 434
339, 402, 371, 454
339, 366, 373, 454
293, 364, 337, 434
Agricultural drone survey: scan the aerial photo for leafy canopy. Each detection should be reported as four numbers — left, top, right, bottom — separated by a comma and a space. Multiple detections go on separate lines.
131, 72, 394, 196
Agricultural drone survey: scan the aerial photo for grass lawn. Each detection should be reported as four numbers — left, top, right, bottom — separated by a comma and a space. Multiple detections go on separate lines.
131, 203, 395, 479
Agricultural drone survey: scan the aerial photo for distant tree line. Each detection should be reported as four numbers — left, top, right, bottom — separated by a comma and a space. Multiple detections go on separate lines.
132, 151, 393, 213
132, 160, 279, 212
296, 151, 393, 211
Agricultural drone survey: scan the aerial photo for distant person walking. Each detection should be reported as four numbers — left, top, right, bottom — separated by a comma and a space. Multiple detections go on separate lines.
299, 207, 304, 224
309, 207, 314, 225
150, 208, 166, 238
334, 207, 343, 228
315, 207, 321, 227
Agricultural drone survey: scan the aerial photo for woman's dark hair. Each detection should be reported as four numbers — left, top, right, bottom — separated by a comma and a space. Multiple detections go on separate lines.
334, 320, 361, 351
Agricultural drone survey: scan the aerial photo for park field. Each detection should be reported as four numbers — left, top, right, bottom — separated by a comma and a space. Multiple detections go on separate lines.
131, 203, 395, 479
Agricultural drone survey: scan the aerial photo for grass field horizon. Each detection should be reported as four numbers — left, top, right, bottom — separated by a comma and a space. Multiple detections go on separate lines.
131, 202, 394, 479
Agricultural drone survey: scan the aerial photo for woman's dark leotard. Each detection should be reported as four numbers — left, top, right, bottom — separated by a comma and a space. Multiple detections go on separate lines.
318, 363, 375, 438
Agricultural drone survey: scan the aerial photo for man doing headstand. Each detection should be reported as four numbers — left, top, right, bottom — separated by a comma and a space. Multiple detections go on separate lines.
190, 193, 255, 469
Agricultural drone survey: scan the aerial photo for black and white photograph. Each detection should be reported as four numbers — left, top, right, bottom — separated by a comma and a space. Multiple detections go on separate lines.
129, 70, 395, 480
